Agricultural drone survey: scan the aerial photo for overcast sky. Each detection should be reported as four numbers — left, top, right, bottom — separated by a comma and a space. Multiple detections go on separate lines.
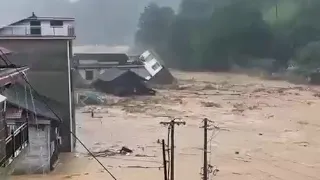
0, 0, 180, 45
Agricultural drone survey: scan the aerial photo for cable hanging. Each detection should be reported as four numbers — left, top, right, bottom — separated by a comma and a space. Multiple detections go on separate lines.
0, 50, 118, 180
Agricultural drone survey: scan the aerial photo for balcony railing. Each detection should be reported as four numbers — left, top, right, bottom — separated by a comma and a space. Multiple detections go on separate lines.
0, 25, 75, 37
0, 122, 29, 167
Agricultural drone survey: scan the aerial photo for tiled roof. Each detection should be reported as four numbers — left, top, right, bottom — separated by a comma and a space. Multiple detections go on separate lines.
3, 83, 59, 122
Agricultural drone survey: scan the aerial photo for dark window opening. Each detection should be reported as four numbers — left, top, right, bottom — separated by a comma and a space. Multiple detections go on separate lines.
85, 70, 94, 80
50, 20, 63, 27
30, 20, 41, 35
152, 62, 161, 70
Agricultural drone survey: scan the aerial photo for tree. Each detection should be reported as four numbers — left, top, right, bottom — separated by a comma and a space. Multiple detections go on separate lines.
198, 1, 273, 70
135, 3, 174, 52
294, 41, 320, 69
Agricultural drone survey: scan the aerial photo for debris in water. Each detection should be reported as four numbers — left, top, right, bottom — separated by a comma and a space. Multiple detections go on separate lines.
201, 101, 222, 108
135, 154, 156, 157
120, 146, 133, 154
313, 93, 320, 97
91, 149, 118, 157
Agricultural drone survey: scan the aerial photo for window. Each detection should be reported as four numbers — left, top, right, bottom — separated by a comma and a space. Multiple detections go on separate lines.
85, 70, 94, 80
50, 20, 63, 27
30, 20, 41, 35
144, 54, 154, 62
152, 62, 161, 70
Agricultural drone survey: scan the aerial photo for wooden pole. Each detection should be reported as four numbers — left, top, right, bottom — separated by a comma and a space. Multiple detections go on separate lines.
162, 139, 168, 180
203, 118, 208, 180
170, 120, 175, 180
160, 119, 186, 180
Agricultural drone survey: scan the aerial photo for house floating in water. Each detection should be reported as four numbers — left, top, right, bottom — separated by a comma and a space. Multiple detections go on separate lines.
0, 12, 76, 153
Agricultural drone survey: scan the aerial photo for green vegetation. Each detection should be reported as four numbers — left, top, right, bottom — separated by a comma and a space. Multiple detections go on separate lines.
135, 0, 320, 71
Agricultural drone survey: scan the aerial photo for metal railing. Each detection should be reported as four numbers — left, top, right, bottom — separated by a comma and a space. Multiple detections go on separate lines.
0, 25, 75, 37
0, 122, 29, 167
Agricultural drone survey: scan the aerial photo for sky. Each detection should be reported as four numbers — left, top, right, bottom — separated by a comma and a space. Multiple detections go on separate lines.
0, 0, 180, 45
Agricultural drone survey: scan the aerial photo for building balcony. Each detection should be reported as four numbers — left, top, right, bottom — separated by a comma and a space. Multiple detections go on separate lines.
0, 122, 29, 167
0, 25, 75, 39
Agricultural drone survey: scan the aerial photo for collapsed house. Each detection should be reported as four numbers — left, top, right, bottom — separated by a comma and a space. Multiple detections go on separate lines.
92, 68, 156, 96
139, 50, 176, 85
73, 47, 176, 88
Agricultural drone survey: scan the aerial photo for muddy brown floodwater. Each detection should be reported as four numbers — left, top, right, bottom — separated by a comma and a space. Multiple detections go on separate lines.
11, 71, 320, 180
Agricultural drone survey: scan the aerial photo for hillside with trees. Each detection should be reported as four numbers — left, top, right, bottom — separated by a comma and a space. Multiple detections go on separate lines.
135, 0, 320, 72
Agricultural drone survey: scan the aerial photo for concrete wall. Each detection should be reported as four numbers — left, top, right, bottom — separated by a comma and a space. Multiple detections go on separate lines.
0, 39, 73, 152
12, 126, 50, 175
78, 69, 100, 85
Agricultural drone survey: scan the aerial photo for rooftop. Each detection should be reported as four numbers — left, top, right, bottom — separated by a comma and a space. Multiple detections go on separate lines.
3, 83, 59, 121
73, 45, 130, 54
0, 13, 75, 39
0, 67, 29, 87
75, 53, 129, 62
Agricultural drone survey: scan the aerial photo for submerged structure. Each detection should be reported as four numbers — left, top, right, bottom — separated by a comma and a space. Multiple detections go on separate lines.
92, 69, 155, 96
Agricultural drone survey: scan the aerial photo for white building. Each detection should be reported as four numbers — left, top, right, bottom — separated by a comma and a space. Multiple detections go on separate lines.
0, 12, 75, 38
0, 12, 76, 153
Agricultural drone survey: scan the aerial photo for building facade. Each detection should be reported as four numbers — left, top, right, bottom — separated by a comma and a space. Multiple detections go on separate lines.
0, 13, 76, 152
0, 67, 30, 178
73, 53, 150, 87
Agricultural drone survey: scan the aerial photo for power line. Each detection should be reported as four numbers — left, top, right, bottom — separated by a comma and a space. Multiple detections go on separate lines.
0, 51, 118, 180
160, 119, 186, 180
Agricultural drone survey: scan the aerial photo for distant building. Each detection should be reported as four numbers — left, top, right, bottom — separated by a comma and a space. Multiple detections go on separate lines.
139, 50, 175, 85
0, 13, 76, 152
73, 52, 150, 87
73, 49, 175, 88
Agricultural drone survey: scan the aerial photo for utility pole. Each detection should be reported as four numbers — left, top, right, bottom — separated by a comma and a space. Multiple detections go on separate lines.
203, 118, 208, 180
162, 139, 168, 180
160, 119, 186, 180
275, 0, 278, 19
201, 118, 220, 179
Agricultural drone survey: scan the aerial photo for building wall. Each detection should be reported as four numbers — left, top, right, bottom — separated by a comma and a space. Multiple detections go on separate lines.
12, 125, 50, 175
0, 39, 73, 152
0, 20, 74, 36
78, 69, 100, 85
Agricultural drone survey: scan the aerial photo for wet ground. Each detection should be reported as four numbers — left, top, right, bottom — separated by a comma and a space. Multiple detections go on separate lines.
11, 71, 320, 180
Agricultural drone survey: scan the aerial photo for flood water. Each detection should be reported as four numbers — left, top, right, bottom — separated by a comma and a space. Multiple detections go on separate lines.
10, 70, 320, 180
